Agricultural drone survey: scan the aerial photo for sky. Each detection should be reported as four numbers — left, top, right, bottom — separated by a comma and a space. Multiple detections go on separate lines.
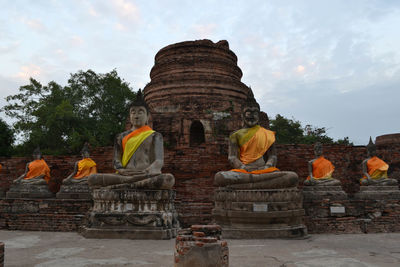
0, 0, 399, 145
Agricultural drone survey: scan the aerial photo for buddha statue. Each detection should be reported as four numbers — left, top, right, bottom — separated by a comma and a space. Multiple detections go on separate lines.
360, 137, 398, 186
13, 147, 51, 185
304, 142, 341, 186
214, 93, 298, 189
87, 90, 174, 189
62, 143, 97, 185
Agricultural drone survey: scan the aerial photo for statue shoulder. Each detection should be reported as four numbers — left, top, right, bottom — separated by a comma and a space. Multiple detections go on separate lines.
152, 131, 163, 140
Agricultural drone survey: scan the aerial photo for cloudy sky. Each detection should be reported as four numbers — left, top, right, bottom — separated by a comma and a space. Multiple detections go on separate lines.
1, 0, 399, 145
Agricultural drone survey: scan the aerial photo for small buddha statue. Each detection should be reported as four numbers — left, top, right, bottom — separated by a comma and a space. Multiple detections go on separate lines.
87, 90, 174, 189
214, 93, 298, 189
13, 147, 51, 185
360, 137, 398, 186
62, 143, 97, 185
304, 142, 341, 186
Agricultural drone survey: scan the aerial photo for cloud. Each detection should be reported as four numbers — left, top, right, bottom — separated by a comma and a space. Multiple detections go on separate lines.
111, 0, 140, 21
23, 18, 46, 32
70, 35, 84, 46
15, 64, 42, 81
191, 23, 217, 38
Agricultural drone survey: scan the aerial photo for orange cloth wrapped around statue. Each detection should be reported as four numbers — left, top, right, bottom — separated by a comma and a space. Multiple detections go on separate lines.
24, 159, 51, 183
74, 158, 97, 179
306, 156, 334, 180
360, 156, 388, 182
230, 125, 279, 174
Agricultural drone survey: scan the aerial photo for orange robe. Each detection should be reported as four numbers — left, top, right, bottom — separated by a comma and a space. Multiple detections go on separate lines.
73, 158, 97, 179
24, 159, 51, 183
306, 156, 334, 180
230, 125, 279, 174
360, 156, 388, 183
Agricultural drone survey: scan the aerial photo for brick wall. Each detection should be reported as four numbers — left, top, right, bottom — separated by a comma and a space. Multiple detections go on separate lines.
1, 142, 399, 230
0, 198, 92, 231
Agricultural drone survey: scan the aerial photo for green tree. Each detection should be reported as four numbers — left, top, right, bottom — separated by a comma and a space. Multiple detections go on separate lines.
2, 69, 135, 155
270, 114, 303, 144
269, 114, 352, 145
0, 118, 14, 156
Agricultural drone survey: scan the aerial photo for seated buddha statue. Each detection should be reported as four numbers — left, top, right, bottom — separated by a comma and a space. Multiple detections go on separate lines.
304, 142, 341, 186
62, 143, 97, 185
87, 90, 174, 189
13, 147, 51, 185
214, 94, 298, 189
360, 138, 398, 186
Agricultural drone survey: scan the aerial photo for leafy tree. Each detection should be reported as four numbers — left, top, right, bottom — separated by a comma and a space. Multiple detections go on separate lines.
269, 114, 352, 145
2, 69, 135, 155
0, 118, 14, 156
270, 114, 303, 144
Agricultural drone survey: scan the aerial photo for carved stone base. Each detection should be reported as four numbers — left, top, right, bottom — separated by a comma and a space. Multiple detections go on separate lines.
302, 186, 348, 201
56, 183, 91, 199
6, 184, 55, 199
354, 186, 400, 200
212, 187, 307, 239
80, 188, 179, 239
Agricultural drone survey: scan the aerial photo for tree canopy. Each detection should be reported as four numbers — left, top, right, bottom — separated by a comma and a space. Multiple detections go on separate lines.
270, 114, 352, 145
0, 118, 14, 157
2, 69, 136, 155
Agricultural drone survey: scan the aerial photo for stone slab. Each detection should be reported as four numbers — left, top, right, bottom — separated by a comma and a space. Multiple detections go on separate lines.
221, 225, 308, 239
354, 186, 400, 200
56, 184, 91, 199
6, 184, 55, 199
80, 227, 177, 240
302, 186, 348, 201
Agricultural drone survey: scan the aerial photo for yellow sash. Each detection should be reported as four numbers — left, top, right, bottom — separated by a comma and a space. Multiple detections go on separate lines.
121, 126, 155, 167
230, 125, 276, 165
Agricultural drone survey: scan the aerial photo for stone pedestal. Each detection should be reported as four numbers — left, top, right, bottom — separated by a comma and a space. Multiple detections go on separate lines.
6, 184, 55, 199
56, 183, 91, 199
174, 225, 228, 267
80, 188, 179, 239
354, 186, 400, 200
302, 186, 347, 201
212, 187, 307, 239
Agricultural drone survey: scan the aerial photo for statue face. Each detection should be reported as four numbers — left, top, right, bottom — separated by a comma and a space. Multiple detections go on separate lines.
367, 146, 376, 157
130, 106, 148, 128
243, 107, 259, 128
82, 151, 90, 158
33, 153, 41, 160
314, 144, 323, 157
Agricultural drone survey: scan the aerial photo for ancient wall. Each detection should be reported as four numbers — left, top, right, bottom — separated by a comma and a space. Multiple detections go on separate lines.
1, 142, 400, 229
0, 199, 92, 231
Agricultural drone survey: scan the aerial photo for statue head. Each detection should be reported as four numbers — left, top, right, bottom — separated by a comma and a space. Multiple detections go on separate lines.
32, 146, 42, 160
129, 89, 149, 128
81, 142, 90, 158
314, 142, 323, 157
242, 90, 260, 128
366, 137, 376, 157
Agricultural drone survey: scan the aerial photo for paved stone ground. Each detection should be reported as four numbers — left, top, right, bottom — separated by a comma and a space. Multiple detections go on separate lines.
1, 230, 400, 266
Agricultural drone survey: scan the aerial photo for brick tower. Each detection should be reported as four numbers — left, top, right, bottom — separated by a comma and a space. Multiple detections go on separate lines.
144, 39, 253, 148
143, 39, 266, 226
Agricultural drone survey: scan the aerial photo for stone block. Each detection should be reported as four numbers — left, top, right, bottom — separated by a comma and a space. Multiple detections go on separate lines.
302, 186, 348, 201
80, 188, 179, 239
56, 183, 91, 199
6, 184, 55, 199
354, 186, 400, 200
213, 188, 307, 239
174, 225, 228, 267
